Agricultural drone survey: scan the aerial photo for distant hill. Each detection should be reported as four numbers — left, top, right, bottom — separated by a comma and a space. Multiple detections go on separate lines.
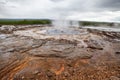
0, 19, 51, 25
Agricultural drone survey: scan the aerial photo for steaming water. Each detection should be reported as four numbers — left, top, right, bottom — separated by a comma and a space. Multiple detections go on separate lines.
52, 20, 71, 28
43, 20, 80, 35
52, 20, 79, 28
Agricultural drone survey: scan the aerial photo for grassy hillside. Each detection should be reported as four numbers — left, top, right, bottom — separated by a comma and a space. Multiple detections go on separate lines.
80, 21, 115, 26
0, 19, 51, 25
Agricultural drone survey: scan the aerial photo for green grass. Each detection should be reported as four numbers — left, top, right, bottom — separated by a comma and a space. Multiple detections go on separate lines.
0, 19, 51, 25
80, 21, 114, 26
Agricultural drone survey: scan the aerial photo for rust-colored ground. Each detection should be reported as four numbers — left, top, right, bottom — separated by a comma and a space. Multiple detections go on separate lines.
0, 25, 120, 80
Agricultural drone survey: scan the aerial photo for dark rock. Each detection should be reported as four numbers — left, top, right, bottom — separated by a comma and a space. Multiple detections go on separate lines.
116, 52, 120, 54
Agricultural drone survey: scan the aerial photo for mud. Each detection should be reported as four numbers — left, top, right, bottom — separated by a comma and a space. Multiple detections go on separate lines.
0, 25, 120, 80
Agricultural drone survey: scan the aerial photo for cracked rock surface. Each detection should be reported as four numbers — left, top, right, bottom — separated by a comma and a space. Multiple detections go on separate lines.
0, 25, 120, 80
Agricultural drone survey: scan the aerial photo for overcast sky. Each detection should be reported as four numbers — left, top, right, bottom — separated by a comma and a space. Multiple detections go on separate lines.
0, 0, 120, 22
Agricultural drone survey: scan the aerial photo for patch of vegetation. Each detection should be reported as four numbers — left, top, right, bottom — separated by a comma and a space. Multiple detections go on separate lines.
80, 21, 114, 26
0, 19, 51, 25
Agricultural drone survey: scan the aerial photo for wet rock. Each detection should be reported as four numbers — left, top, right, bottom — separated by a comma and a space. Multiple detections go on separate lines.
87, 46, 103, 50
0, 25, 16, 33
63, 71, 70, 77
33, 70, 39, 75
115, 52, 120, 54
0, 25, 120, 80
88, 29, 120, 39
47, 71, 53, 77
109, 76, 120, 80
21, 76, 25, 79
85, 39, 104, 50
46, 71, 55, 80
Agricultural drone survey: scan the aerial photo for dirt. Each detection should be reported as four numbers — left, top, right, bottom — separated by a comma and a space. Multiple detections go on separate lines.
0, 25, 120, 80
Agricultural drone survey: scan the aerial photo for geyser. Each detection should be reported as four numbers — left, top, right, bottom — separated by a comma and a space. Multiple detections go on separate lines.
52, 20, 79, 28
41, 20, 80, 35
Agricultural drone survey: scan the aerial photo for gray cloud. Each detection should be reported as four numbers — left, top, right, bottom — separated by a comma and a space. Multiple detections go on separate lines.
50, 0, 65, 2
0, 0, 120, 22
95, 0, 120, 11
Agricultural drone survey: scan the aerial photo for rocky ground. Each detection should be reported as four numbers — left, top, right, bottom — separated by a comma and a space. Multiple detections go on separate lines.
0, 25, 120, 80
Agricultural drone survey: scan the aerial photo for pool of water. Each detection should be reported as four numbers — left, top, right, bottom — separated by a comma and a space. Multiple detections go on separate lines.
83, 26, 120, 32
44, 28, 81, 35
